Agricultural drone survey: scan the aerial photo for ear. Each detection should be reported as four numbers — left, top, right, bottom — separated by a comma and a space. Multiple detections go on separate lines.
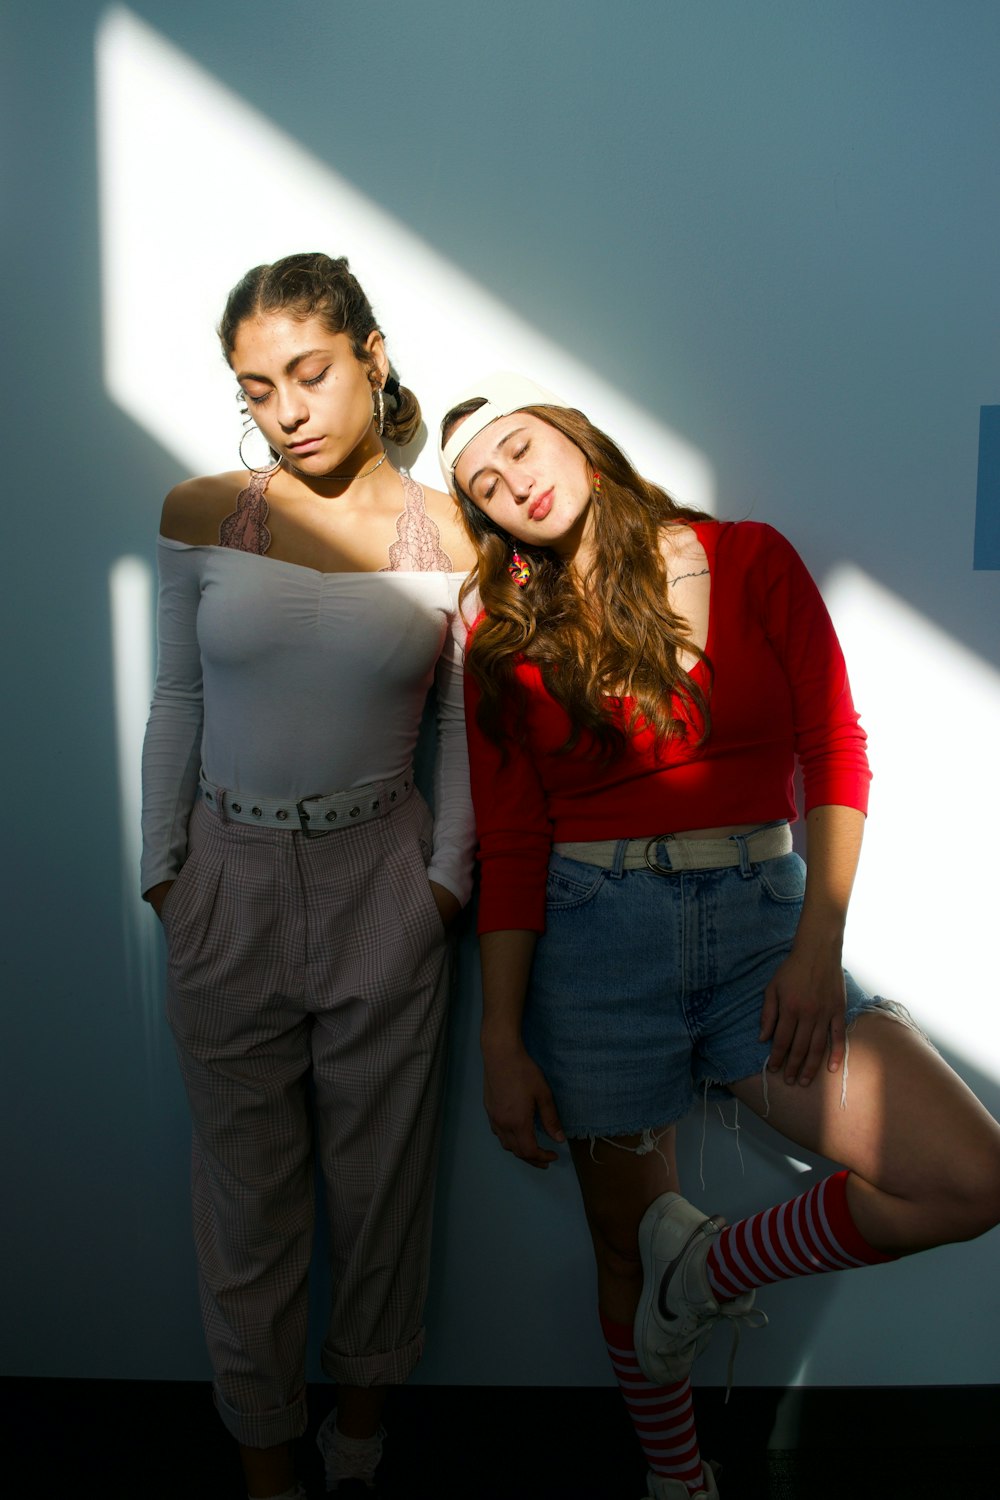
364, 329, 389, 384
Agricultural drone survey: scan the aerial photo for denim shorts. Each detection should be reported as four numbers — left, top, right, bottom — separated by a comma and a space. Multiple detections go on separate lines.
523, 832, 883, 1138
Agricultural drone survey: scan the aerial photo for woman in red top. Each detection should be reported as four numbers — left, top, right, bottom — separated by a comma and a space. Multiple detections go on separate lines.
439, 373, 1000, 1500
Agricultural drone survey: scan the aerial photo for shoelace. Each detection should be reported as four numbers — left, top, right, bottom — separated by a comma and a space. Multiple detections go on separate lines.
650, 1294, 768, 1402
716, 1300, 769, 1400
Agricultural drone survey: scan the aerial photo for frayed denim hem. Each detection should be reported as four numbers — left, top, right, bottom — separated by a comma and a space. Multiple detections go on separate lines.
705, 994, 933, 1126
857, 995, 934, 1047
563, 1122, 679, 1172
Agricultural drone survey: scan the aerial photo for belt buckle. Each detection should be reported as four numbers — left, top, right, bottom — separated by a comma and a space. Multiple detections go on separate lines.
295, 795, 327, 837
643, 834, 678, 876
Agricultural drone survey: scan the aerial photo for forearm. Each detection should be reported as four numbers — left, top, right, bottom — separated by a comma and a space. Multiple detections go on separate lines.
479, 929, 538, 1054
795, 803, 865, 954
141, 539, 205, 893
479, 927, 564, 1166
762, 803, 865, 1082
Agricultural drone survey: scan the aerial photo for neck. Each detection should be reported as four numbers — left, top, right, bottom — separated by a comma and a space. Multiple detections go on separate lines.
553, 511, 597, 579
283, 439, 389, 498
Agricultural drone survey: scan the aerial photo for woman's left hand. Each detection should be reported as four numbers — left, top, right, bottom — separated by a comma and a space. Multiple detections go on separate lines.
759, 944, 847, 1086
428, 880, 462, 932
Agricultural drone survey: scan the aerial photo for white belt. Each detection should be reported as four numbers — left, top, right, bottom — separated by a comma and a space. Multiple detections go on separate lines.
198, 767, 415, 836
554, 822, 792, 873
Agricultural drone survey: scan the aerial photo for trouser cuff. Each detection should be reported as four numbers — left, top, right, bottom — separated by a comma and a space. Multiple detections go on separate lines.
321, 1326, 425, 1386
213, 1384, 308, 1448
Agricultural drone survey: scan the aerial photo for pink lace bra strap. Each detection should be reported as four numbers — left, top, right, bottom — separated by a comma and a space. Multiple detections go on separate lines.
383, 473, 454, 573
218, 470, 272, 554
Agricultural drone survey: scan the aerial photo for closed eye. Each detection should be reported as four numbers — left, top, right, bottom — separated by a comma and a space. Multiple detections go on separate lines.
481, 443, 529, 500
241, 363, 330, 406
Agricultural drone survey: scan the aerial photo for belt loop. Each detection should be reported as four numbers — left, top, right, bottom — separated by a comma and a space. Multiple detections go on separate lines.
609, 839, 629, 879
731, 832, 753, 878
216, 786, 228, 823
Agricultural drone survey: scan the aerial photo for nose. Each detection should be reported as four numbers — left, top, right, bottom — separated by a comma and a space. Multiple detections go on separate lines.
510, 469, 534, 501
276, 383, 308, 431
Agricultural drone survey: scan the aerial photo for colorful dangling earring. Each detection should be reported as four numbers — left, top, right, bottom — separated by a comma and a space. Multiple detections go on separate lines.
592, 471, 602, 494
508, 550, 531, 587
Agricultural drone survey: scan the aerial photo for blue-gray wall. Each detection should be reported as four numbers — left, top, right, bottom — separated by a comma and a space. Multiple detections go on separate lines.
3, 0, 999, 1396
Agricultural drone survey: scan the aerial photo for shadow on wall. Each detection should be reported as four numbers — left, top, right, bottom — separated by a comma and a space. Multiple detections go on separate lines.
5, 0, 1000, 1388
334, 928, 1000, 1389
102, 6, 1000, 1392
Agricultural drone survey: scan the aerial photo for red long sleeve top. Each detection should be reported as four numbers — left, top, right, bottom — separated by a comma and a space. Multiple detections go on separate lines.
465, 521, 871, 934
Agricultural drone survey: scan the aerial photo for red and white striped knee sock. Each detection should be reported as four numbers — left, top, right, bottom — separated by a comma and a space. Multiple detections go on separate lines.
600, 1311, 706, 1492
705, 1170, 896, 1302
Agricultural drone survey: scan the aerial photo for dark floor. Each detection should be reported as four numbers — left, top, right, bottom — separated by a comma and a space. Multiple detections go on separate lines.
2, 1380, 994, 1498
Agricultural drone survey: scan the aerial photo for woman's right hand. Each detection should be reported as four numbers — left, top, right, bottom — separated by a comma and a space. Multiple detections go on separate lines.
482, 1043, 566, 1170
144, 880, 175, 920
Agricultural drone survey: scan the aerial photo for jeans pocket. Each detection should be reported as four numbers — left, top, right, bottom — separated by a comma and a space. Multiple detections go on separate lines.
755, 851, 807, 904
545, 853, 607, 911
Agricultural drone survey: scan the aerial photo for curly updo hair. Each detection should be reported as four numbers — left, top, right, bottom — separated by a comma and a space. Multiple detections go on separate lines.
218, 252, 421, 445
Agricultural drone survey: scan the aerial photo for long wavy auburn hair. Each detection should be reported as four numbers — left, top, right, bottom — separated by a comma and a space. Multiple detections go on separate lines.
443, 400, 715, 758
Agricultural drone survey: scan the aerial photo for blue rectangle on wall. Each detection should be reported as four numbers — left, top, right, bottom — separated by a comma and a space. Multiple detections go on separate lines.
974, 406, 1000, 569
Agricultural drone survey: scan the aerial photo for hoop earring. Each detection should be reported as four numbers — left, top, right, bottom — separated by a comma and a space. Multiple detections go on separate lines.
374, 385, 385, 437
508, 549, 531, 587
238, 426, 281, 474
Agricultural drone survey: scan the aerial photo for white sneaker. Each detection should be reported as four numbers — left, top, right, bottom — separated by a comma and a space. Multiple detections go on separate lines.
635, 1192, 766, 1385
643, 1461, 720, 1499
315, 1409, 385, 1493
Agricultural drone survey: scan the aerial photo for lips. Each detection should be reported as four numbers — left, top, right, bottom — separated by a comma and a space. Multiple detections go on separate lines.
287, 436, 322, 452
528, 488, 553, 522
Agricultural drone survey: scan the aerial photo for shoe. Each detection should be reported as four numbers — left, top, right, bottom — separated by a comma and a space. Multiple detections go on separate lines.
315, 1408, 385, 1494
643, 1461, 720, 1499
635, 1191, 766, 1385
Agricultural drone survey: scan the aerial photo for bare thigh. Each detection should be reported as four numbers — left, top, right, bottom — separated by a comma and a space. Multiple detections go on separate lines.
729, 1011, 1000, 1248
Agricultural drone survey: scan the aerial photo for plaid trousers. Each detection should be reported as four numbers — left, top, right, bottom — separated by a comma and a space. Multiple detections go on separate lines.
163, 790, 451, 1447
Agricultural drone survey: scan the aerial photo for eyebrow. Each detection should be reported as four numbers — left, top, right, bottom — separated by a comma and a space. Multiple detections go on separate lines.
467, 426, 527, 493
236, 349, 331, 382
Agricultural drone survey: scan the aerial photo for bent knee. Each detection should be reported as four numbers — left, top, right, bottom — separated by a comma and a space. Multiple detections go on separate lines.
956, 1172, 1000, 1242
933, 1144, 1000, 1242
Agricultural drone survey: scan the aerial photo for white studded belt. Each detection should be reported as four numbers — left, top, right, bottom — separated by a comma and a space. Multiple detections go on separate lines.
198, 767, 415, 836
